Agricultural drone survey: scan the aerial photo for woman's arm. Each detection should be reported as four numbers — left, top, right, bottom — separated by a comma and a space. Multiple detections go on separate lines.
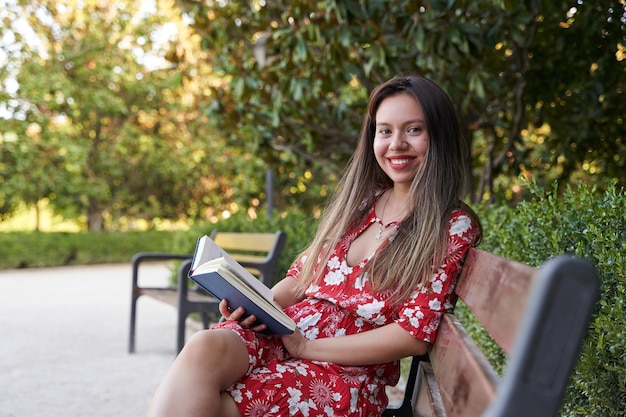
282, 323, 428, 366
271, 275, 303, 309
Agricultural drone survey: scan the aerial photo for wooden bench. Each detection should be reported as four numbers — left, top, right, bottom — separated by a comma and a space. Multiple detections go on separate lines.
382, 249, 599, 417
128, 230, 287, 353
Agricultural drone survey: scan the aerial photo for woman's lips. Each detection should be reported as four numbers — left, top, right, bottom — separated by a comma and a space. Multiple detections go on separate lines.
388, 157, 414, 168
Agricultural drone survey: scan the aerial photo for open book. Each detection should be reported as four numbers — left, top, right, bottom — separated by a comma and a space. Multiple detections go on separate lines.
188, 235, 296, 335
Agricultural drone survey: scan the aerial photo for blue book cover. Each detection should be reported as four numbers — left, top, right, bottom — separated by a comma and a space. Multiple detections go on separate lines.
188, 241, 296, 335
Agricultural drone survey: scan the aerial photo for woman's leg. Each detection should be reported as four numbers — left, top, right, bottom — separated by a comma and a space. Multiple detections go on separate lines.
147, 328, 249, 417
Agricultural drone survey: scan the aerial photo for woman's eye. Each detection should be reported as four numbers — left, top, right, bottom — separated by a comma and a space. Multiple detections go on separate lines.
408, 126, 423, 133
378, 128, 391, 135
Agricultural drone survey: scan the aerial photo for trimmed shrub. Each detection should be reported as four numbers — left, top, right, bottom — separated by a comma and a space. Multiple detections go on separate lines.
474, 181, 625, 416
0, 230, 189, 270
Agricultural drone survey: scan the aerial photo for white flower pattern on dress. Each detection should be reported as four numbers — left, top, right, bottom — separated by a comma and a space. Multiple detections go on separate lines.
355, 300, 385, 320
431, 278, 443, 294
428, 298, 442, 311
449, 214, 472, 236
324, 269, 345, 285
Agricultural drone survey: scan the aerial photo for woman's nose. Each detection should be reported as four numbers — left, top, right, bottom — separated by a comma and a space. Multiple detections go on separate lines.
389, 132, 406, 150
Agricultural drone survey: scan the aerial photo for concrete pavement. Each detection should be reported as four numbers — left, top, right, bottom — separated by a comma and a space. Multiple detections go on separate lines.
0, 262, 409, 416
0, 262, 187, 417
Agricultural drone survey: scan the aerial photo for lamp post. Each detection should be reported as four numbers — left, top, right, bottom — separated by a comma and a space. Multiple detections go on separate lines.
265, 167, 274, 218
252, 34, 273, 218
252, 34, 268, 70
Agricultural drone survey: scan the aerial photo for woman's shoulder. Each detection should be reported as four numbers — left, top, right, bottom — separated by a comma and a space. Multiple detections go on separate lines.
448, 202, 482, 243
449, 201, 480, 221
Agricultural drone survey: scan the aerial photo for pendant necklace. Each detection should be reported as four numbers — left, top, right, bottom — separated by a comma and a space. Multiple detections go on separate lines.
375, 192, 399, 241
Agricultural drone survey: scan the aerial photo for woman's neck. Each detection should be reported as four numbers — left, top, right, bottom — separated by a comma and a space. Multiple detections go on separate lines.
381, 187, 410, 224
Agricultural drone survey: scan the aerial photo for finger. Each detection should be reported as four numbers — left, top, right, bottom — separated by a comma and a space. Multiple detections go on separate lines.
251, 323, 267, 333
229, 306, 246, 321
218, 299, 232, 318
240, 313, 258, 327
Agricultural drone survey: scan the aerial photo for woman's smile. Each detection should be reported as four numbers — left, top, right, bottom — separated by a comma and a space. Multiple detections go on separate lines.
374, 93, 430, 188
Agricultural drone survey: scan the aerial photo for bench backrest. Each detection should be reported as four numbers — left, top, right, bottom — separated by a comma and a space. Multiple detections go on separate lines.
211, 230, 287, 286
411, 248, 599, 417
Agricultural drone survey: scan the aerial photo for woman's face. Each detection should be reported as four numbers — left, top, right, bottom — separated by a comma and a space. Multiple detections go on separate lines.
373, 93, 430, 190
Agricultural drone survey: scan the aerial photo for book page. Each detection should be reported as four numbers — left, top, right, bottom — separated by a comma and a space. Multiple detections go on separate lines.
190, 236, 223, 271
191, 236, 274, 301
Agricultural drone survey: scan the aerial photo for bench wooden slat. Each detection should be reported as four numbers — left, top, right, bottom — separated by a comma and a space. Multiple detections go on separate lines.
455, 249, 537, 354
213, 232, 280, 253
139, 288, 178, 306
402, 250, 598, 417
426, 314, 499, 417
230, 254, 267, 265
413, 362, 446, 417
140, 288, 217, 306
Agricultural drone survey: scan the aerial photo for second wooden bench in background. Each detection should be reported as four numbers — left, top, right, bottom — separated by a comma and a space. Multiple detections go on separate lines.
128, 230, 287, 354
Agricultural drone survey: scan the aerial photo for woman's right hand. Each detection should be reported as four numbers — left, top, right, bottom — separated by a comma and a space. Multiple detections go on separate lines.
218, 299, 267, 333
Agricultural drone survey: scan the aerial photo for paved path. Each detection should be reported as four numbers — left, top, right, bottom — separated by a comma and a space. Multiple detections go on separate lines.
0, 262, 186, 417
0, 263, 408, 416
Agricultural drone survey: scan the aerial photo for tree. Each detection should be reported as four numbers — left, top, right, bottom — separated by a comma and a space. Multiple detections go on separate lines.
2, 0, 623, 229
523, 1, 626, 189
174, 0, 625, 207
0, 0, 231, 230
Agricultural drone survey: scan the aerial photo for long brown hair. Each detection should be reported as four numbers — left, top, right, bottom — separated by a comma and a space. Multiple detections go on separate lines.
295, 75, 480, 305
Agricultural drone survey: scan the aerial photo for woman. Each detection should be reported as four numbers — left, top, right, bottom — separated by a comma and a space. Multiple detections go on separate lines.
148, 75, 482, 417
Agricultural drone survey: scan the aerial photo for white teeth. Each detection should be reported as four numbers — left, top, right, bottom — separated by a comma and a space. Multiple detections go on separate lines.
390, 158, 411, 165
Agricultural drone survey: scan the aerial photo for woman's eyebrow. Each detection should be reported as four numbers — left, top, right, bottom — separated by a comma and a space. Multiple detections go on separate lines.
376, 118, 425, 126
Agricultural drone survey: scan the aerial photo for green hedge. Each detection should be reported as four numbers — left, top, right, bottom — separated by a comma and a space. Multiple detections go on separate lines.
471, 181, 625, 416
0, 229, 194, 270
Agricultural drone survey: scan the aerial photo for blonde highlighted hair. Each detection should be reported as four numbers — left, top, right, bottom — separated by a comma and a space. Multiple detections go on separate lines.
295, 75, 480, 305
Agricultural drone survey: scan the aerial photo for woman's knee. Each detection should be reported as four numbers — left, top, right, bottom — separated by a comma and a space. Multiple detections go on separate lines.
183, 329, 238, 357
179, 329, 249, 378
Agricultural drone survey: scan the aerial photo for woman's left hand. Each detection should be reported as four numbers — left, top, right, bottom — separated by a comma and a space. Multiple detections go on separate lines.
281, 329, 308, 359
218, 299, 268, 333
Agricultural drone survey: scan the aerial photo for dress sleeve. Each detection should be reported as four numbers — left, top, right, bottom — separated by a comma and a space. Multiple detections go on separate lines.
285, 254, 308, 281
394, 210, 481, 343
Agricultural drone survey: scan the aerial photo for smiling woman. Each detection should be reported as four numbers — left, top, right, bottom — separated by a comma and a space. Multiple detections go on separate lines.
146, 75, 482, 417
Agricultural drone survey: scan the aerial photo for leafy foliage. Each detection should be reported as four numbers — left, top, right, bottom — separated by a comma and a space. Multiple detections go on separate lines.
1, 0, 624, 232
0, 0, 231, 230
176, 0, 625, 206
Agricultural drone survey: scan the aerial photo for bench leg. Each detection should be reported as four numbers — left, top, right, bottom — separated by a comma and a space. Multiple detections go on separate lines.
129, 293, 139, 353
176, 309, 187, 354
176, 259, 194, 354
201, 313, 210, 329
129, 259, 142, 353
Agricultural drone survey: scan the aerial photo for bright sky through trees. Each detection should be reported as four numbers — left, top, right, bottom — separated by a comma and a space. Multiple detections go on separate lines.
0, 0, 178, 119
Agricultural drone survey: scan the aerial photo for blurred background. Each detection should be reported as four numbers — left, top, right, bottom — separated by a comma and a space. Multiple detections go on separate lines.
1, 0, 624, 234
0, 1, 624, 416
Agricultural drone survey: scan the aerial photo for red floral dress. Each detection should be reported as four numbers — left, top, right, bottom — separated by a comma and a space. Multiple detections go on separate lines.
213, 200, 481, 417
